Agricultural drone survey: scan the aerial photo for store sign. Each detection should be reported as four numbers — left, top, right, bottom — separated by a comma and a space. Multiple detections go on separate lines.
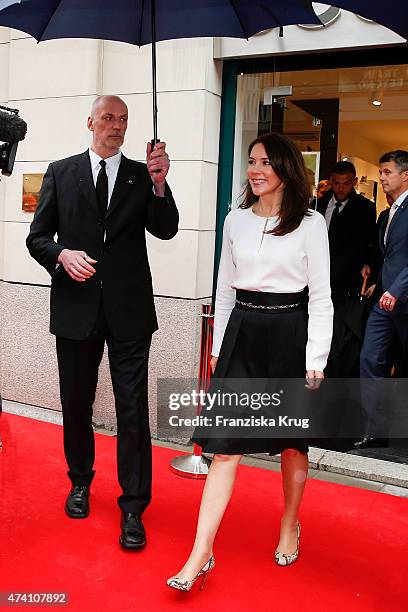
357, 67, 404, 91
298, 2, 374, 30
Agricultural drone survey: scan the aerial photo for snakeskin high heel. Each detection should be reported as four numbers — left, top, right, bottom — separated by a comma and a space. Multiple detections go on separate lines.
275, 523, 301, 566
167, 556, 215, 592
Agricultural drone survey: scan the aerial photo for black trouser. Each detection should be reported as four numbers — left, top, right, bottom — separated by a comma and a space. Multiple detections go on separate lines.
56, 307, 152, 514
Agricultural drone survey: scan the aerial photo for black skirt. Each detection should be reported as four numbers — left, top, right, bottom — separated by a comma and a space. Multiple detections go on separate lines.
192, 289, 309, 455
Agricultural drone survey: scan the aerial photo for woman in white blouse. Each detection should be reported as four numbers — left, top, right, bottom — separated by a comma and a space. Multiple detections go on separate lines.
167, 133, 333, 592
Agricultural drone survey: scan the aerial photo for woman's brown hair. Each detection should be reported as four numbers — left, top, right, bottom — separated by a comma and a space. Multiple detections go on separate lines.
239, 133, 311, 236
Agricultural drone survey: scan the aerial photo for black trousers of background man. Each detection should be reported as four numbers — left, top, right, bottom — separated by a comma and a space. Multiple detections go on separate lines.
56, 305, 152, 515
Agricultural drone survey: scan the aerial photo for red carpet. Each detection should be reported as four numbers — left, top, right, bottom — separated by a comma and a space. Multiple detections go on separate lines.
0, 412, 407, 611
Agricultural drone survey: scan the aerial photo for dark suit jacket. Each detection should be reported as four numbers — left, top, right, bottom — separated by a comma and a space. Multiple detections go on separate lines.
316, 189, 376, 295
26, 151, 179, 341
377, 194, 408, 313
370, 209, 388, 283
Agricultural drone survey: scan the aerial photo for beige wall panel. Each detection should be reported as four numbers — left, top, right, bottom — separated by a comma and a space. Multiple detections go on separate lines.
3, 158, 217, 239
2, 164, 217, 289
203, 91, 222, 164
0, 27, 10, 44
0, 43, 9, 100
12, 96, 95, 162
103, 38, 221, 96
121, 90, 220, 163
6, 90, 220, 166
196, 230, 216, 300
2, 223, 215, 297
206, 51, 223, 97
147, 228, 214, 299
168, 160, 217, 231
8, 37, 100, 101
123, 91, 220, 163
9, 28, 30, 40
2, 220, 50, 284
198, 162, 218, 229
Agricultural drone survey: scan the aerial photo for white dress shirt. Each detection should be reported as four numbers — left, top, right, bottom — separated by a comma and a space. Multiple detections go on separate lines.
384, 189, 408, 244
88, 147, 122, 207
324, 195, 348, 229
212, 207, 333, 372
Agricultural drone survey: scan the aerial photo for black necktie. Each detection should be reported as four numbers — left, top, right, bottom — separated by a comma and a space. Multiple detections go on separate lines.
329, 201, 342, 236
96, 159, 108, 218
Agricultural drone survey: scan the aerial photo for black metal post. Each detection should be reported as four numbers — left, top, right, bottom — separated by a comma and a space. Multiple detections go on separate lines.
151, 0, 159, 145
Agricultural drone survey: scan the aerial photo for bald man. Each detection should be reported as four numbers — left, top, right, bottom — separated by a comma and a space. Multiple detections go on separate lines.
27, 96, 179, 549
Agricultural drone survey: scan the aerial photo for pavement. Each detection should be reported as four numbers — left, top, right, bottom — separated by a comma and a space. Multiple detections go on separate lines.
2, 399, 408, 498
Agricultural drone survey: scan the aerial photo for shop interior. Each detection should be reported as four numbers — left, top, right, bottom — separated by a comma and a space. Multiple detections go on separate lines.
233, 63, 408, 214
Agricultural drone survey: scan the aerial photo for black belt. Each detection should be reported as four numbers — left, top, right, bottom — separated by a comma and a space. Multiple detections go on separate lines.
235, 289, 307, 312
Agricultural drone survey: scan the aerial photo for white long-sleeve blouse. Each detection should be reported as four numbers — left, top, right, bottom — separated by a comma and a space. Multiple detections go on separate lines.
212, 207, 333, 372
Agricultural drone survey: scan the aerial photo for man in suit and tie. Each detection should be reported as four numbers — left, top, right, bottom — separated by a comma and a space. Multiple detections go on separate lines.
26, 95, 179, 549
356, 150, 408, 449
316, 161, 376, 376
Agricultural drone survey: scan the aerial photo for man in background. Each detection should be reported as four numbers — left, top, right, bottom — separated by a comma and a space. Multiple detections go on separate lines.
317, 160, 376, 376
356, 150, 408, 449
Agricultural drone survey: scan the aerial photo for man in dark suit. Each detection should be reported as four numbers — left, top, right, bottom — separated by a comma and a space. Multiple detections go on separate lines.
316, 161, 377, 376
356, 150, 408, 449
26, 95, 179, 549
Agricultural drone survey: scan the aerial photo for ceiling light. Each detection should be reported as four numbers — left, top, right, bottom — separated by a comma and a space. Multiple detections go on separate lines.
371, 91, 382, 106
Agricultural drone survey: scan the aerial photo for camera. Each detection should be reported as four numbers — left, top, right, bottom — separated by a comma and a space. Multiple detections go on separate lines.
0, 105, 27, 176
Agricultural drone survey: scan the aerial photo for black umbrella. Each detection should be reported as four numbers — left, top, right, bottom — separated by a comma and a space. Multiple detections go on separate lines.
0, 0, 322, 144
329, 1, 408, 41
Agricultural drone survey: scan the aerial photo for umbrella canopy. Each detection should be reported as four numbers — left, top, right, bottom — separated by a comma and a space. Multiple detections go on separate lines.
0, 0, 321, 141
329, 1, 408, 40
0, 0, 321, 45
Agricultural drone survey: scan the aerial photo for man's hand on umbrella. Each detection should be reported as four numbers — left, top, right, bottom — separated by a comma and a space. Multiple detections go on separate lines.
146, 141, 170, 196
379, 291, 397, 311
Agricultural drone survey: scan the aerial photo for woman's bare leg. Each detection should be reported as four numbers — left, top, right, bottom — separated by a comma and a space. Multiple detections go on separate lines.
276, 449, 308, 554
172, 453, 242, 581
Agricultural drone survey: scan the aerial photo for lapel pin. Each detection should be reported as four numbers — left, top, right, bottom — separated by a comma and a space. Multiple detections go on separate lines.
127, 179, 135, 185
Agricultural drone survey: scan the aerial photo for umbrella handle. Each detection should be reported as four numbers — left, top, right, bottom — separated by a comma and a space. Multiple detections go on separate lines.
150, 138, 161, 174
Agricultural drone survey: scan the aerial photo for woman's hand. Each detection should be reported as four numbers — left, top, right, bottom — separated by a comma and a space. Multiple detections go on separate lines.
305, 370, 324, 390
210, 356, 218, 374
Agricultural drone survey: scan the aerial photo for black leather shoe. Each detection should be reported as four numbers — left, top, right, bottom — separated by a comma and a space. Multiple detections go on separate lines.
65, 485, 90, 518
353, 436, 388, 450
119, 512, 146, 550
